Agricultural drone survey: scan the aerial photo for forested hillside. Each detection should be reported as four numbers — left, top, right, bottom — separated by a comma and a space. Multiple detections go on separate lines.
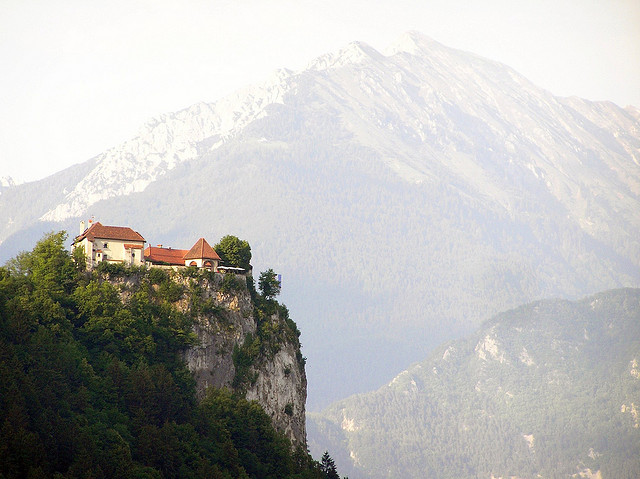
0, 232, 332, 478
309, 288, 640, 479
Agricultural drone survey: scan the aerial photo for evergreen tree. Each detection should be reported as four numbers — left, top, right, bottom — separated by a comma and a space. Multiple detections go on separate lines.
320, 451, 340, 479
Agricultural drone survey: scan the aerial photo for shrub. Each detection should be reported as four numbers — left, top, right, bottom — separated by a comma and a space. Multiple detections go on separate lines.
148, 267, 169, 285
179, 265, 200, 278
96, 261, 127, 276
158, 279, 184, 302
220, 273, 244, 294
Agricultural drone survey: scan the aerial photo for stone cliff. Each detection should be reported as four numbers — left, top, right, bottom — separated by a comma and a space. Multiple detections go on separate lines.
178, 272, 307, 445
107, 268, 307, 445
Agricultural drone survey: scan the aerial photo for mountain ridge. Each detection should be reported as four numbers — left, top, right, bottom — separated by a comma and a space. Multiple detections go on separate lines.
309, 288, 640, 478
1, 31, 639, 407
3, 31, 639, 246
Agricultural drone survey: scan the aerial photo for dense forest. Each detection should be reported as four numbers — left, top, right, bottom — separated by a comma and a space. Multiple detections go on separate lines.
309, 288, 640, 479
0, 232, 340, 478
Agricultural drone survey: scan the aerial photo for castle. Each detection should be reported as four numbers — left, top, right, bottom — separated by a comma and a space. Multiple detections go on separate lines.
71, 220, 241, 273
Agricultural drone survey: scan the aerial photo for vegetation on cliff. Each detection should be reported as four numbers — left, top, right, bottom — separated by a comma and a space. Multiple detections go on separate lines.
232, 269, 303, 391
0, 232, 338, 478
309, 289, 640, 479
214, 235, 252, 271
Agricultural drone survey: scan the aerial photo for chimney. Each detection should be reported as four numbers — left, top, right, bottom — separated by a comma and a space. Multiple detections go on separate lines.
157, 244, 163, 248
80, 220, 85, 234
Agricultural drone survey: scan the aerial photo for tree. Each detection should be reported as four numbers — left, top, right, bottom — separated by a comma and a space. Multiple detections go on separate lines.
320, 451, 340, 479
7, 231, 76, 300
258, 269, 281, 300
214, 235, 252, 270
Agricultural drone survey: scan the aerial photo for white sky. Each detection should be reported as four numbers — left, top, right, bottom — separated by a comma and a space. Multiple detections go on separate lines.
1, 0, 639, 183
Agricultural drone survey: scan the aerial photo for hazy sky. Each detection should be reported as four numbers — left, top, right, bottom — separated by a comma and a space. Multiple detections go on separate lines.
1, 0, 639, 183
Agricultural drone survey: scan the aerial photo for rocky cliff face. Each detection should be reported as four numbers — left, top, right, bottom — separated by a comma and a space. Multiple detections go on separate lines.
107, 268, 307, 445
244, 345, 307, 446
177, 273, 307, 445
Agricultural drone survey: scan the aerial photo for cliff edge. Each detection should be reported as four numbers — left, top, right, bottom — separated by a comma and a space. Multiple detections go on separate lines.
180, 272, 307, 444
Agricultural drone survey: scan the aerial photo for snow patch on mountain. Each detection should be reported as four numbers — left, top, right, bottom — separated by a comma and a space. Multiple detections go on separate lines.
0, 176, 18, 194
39, 72, 294, 222
35, 29, 640, 254
384, 30, 443, 57
307, 41, 382, 71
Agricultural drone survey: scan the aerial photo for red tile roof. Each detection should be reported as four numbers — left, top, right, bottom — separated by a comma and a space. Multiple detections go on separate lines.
184, 238, 221, 261
144, 246, 189, 265
74, 222, 145, 243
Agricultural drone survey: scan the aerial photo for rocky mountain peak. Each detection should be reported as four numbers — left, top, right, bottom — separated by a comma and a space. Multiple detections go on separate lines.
384, 30, 442, 56
307, 40, 383, 71
0, 176, 17, 195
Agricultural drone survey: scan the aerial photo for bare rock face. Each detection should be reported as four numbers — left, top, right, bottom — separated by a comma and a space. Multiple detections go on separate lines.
245, 343, 307, 445
179, 273, 307, 445
108, 270, 307, 444
181, 277, 255, 394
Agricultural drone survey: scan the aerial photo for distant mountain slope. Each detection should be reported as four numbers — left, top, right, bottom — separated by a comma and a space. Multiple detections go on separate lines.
1, 31, 639, 407
309, 288, 640, 479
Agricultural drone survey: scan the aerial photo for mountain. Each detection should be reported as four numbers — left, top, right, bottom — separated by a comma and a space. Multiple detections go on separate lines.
0, 176, 17, 191
1, 31, 639, 408
308, 288, 640, 479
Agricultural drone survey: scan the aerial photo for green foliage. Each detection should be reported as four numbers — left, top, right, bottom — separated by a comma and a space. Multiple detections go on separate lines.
310, 289, 640, 479
246, 275, 257, 298
8, 230, 76, 299
232, 273, 304, 389
96, 260, 128, 275
95, 261, 147, 277
259, 268, 281, 300
320, 451, 340, 479
148, 267, 169, 285
0, 232, 323, 479
157, 279, 184, 303
220, 273, 244, 294
214, 235, 252, 270
71, 243, 87, 273
196, 388, 326, 479
178, 265, 200, 278
232, 333, 261, 389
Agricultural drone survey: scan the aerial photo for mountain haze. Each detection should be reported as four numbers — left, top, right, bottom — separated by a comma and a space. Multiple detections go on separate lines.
1, 31, 639, 407
308, 288, 640, 479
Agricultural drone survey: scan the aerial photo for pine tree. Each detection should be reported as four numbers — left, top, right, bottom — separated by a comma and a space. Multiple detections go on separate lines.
320, 451, 340, 479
